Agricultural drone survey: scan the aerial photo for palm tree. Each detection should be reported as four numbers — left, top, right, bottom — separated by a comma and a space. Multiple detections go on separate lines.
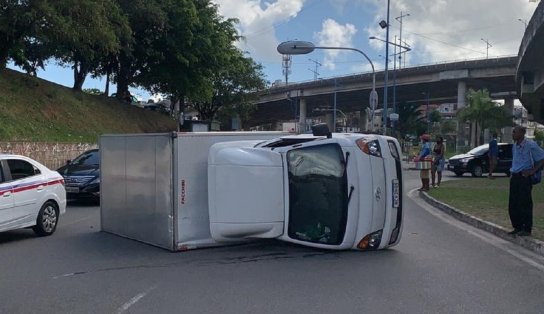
457, 89, 512, 146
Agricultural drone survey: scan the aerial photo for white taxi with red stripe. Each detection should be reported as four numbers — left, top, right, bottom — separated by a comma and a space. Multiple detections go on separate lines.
0, 154, 66, 236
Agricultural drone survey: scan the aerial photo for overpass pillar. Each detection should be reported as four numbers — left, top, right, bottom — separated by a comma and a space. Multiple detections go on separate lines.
502, 97, 514, 143
298, 98, 307, 134
456, 81, 468, 153
325, 112, 334, 132
359, 109, 369, 132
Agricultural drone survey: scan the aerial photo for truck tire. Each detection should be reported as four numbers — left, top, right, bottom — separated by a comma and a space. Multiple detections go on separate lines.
32, 201, 59, 236
454, 171, 463, 177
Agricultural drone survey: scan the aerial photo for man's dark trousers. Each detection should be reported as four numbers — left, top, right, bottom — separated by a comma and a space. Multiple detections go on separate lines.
509, 174, 533, 232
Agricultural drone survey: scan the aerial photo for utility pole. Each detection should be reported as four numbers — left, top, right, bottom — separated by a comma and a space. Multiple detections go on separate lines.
395, 11, 410, 70
282, 54, 292, 84
481, 38, 492, 58
308, 58, 322, 81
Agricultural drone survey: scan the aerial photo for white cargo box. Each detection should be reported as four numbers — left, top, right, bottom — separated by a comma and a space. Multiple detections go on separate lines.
100, 132, 287, 251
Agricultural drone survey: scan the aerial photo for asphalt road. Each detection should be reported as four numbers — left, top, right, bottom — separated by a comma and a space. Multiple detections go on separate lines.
1, 171, 544, 314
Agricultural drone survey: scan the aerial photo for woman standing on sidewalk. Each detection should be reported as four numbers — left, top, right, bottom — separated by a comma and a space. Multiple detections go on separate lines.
416, 134, 432, 191
431, 136, 445, 188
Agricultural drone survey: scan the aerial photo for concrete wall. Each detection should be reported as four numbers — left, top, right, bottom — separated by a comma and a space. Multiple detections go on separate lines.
0, 142, 97, 170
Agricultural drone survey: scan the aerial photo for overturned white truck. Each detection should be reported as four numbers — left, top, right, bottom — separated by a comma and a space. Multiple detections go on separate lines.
100, 127, 404, 251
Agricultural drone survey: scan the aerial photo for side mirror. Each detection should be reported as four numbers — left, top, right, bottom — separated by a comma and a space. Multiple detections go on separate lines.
312, 123, 332, 138
66, 160, 71, 165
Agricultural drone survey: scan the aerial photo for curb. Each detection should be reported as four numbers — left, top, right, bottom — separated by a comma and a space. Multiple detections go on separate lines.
420, 191, 544, 257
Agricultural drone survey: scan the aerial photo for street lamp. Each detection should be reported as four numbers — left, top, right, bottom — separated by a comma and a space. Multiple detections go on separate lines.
277, 40, 377, 132
369, 36, 411, 52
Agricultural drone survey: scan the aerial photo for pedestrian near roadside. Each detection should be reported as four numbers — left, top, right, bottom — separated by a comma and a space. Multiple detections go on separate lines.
508, 126, 544, 237
431, 136, 445, 188
488, 132, 498, 179
416, 134, 432, 191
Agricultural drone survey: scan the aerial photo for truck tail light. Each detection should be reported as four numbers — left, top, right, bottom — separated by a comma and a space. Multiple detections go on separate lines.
356, 139, 381, 157
357, 230, 382, 250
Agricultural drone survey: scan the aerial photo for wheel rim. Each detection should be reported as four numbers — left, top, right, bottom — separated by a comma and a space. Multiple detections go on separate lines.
474, 166, 482, 177
42, 205, 58, 233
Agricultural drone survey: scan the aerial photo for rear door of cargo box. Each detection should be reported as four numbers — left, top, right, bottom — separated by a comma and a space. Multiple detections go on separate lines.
100, 134, 174, 250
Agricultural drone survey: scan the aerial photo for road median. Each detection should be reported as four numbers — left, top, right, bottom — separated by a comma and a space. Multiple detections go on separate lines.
420, 177, 544, 256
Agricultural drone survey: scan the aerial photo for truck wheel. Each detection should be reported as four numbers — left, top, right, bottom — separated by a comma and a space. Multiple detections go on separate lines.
32, 201, 59, 236
471, 165, 483, 177
454, 171, 463, 177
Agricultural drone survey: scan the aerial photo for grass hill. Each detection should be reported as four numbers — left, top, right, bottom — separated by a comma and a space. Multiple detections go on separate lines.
0, 68, 177, 143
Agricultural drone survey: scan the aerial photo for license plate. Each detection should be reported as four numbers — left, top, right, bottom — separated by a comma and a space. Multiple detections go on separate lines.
65, 186, 79, 193
392, 179, 400, 208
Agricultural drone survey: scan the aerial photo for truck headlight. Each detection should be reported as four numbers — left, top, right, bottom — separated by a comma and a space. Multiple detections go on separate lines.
357, 230, 382, 250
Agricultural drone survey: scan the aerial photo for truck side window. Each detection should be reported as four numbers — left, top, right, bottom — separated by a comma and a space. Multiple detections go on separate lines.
286, 143, 348, 245
0, 164, 4, 183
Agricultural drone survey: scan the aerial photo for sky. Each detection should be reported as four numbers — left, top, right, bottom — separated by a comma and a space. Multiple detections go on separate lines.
8, 0, 540, 101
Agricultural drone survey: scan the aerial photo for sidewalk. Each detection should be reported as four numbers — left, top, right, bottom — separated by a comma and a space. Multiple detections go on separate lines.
419, 191, 544, 257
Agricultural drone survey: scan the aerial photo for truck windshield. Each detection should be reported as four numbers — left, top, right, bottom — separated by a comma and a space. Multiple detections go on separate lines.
287, 143, 348, 245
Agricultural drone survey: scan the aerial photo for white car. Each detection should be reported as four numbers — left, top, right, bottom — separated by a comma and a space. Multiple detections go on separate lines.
0, 154, 66, 236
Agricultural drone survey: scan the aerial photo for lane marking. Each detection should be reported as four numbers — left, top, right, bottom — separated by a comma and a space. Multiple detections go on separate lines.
409, 189, 544, 272
116, 285, 157, 314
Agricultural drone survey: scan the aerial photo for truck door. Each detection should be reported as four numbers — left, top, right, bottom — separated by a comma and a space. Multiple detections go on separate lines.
208, 145, 284, 242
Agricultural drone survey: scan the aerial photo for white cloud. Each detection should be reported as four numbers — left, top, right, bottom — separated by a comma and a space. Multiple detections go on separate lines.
212, 0, 305, 61
366, 0, 537, 64
314, 19, 358, 70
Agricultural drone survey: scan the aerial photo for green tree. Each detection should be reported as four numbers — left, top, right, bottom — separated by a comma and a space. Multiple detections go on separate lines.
394, 101, 426, 138
53, 0, 129, 91
458, 89, 512, 146
0, 1, 58, 70
190, 50, 267, 125
535, 129, 544, 147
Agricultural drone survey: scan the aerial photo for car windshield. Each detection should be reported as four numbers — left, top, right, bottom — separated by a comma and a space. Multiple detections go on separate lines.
72, 150, 100, 166
467, 144, 489, 155
286, 143, 348, 245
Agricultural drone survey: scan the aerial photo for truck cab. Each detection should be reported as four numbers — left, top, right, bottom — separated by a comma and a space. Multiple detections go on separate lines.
208, 131, 404, 251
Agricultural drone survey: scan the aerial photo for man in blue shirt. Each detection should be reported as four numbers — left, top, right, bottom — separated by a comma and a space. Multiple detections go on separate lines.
508, 126, 544, 236
488, 132, 498, 179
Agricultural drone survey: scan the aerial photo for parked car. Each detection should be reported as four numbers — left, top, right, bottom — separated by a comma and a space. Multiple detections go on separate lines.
447, 143, 512, 177
0, 154, 67, 235
57, 149, 100, 201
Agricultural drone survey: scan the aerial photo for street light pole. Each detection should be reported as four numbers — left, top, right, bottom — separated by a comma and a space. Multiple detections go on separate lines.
277, 41, 377, 133
383, 0, 391, 135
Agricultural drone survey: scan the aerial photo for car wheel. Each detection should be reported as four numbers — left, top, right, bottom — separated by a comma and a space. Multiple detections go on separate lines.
32, 201, 59, 236
471, 165, 483, 177
454, 171, 463, 177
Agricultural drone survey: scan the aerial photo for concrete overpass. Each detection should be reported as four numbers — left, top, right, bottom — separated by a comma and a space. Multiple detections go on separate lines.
250, 57, 518, 132
517, 0, 544, 125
